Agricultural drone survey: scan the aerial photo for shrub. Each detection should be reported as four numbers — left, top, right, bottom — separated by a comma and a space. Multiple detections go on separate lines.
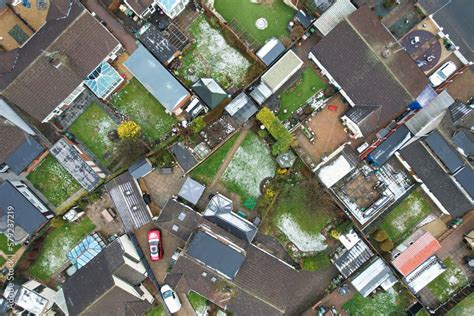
256, 107, 295, 155
117, 120, 141, 139
373, 229, 389, 242
380, 239, 394, 252
191, 116, 206, 134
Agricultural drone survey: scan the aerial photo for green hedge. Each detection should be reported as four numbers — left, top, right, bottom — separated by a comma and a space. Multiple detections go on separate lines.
256, 107, 294, 155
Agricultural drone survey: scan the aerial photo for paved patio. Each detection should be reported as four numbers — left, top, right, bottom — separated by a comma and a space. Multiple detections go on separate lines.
142, 166, 185, 209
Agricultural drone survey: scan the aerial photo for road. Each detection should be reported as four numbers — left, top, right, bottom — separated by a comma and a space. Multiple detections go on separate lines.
82, 0, 137, 54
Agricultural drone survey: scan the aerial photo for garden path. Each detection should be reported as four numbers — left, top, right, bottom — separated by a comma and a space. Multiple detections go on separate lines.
208, 127, 249, 190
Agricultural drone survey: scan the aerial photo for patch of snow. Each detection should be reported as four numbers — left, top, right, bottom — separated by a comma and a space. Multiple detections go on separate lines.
221, 134, 275, 198
39, 236, 75, 274
277, 214, 327, 252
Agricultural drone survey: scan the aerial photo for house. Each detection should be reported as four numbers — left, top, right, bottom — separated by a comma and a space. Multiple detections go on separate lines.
0, 181, 53, 244
50, 138, 103, 192
203, 194, 258, 242
341, 105, 382, 139
178, 177, 206, 205
59, 235, 154, 315
124, 45, 191, 115
3, 280, 59, 315
391, 231, 441, 277
1, 2, 122, 123
309, 6, 428, 135
367, 125, 412, 166
224, 92, 258, 126
312, 0, 356, 36
418, 0, 473, 64
128, 158, 154, 179
105, 172, 153, 233
0, 99, 45, 174
256, 38, 286, 66
399, 138, 473, 217
250, 50, 303, 105
124, 0, 189, 19
137, 23, 179, 65
350, 258, 397, 297
192, 78, 228, 110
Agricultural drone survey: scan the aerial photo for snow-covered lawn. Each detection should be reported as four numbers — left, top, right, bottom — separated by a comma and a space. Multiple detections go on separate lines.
221, 132, 275, 200
344, 286, 412, 316
277, 214, 327, 252
177, 15, 252, 89
428, 258, 469, 303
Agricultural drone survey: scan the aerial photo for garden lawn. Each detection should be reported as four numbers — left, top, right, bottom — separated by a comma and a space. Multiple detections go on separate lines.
69, 102, 118, 167
27, 155, 81, 207
447, 293, 474, 315
427, 258, 469, 303
187, 291, 207, 315
221, 132, 276, 201
0, 234, 21, 255
301, 252, 331, 271
278, 68, 327, 120
214, 0, 294, 45
28, 218, 96, 280
191, 132, 240, 185
111, 79, 176, 140
343, 286, 412, 316
176, 15, 253, 89
378, 188, 433, 243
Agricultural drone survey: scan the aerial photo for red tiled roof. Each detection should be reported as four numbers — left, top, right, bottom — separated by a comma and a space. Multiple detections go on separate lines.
392, 232, 441, 276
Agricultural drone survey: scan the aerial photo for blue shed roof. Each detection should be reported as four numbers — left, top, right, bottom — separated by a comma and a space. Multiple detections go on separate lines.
256, 38, 286, 66
5, 135, 44, 174
124, 45, 190, 112
368, 125, 411, 166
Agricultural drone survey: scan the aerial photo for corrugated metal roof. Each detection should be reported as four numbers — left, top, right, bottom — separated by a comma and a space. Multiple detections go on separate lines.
333, 240, 374, 278
313, 0, 356, 36
392, 232, 441, 277
351, 258, 395, 297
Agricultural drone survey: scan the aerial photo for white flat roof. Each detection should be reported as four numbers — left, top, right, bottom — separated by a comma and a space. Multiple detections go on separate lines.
313, 0, 356, 36
261, 50, 303, 92
318, 155, 355, 188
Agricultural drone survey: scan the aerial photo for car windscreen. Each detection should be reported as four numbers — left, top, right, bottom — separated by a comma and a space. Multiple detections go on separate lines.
162, 290, 173, 299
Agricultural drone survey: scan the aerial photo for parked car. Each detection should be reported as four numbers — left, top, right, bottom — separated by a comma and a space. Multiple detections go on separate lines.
429, 61, 456, 87
160, 284, 181, 313
148, 229, 163, 261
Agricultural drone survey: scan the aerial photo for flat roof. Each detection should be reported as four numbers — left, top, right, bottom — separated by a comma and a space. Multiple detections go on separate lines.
124, 45, 190, 112
137, 23, 177, 64
50, 139, 101, 192
425, 131, 464, 173
313, 0, 356, 36
261, 50, 303, 92
186, 231, 245, 279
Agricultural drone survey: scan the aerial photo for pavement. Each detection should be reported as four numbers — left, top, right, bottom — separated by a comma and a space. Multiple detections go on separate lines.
142, 166, 185, 209
82, 0, 138, 54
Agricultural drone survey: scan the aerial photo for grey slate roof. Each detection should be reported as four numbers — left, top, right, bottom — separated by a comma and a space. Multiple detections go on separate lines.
455, 167, 474, 199
343, 105, 381, 137
105, 172, 152, 233
310, 6, 428, 128
256, 38, 286, 66
4, 135, 44, 175
425, 131, 464, 173
178, 177, 205, 205
137, 23, 177, 64
333, 240, 374, 278
169, 143, 198, 172
452, 129, 473, 157
400, 140, 472, 217
186, 231, 246, 279
128, 158, 154, 179
62, 239, 149, 315
50, 139, 101, 191
368, 125, 412, 166
124, 45, 190, 112
0, 181, 48, 241
224, 92, 258, 125
192, 78, 227, 109
203, 194, 257, 242
2, 7, 120, 122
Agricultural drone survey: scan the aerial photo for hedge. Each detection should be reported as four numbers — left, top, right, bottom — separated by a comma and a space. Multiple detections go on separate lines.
256, 107, 295, 155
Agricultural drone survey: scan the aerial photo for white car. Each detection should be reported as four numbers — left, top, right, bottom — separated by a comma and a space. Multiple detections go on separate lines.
160, 284, 181, 313
429, 61, 456, 87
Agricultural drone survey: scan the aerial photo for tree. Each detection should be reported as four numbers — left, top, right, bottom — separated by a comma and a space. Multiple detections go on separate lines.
380, 239, 394, 252
256, 107, 295, 155
117, 120, 141, 139
373, 229, 389, 242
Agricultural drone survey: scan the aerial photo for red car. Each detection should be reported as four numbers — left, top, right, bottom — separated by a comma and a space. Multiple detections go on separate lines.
148, 229, 163, 261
